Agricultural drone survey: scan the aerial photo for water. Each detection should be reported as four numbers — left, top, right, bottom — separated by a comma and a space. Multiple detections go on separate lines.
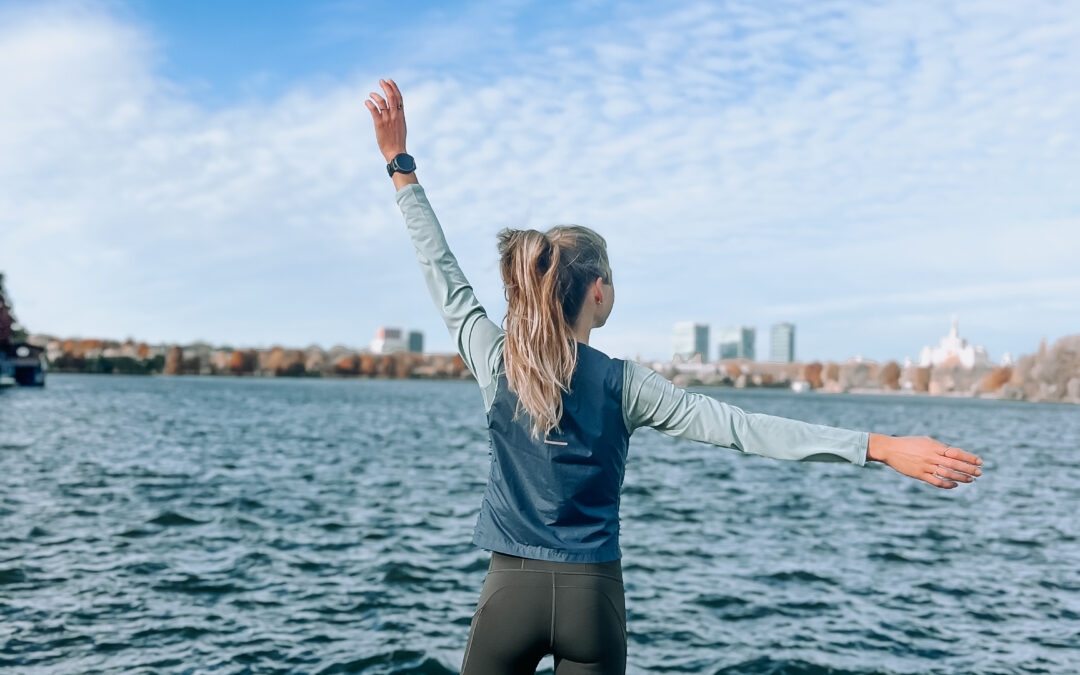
1, 374, 1078, 674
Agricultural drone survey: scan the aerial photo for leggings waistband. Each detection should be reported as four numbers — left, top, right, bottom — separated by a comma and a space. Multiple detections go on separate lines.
489, 551, 623, 582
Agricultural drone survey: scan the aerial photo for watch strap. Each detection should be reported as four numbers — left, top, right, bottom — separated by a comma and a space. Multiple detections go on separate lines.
386, 153, 415, 177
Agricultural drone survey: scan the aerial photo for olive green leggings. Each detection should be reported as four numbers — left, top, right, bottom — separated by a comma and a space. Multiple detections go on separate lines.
460, 551, 627, 674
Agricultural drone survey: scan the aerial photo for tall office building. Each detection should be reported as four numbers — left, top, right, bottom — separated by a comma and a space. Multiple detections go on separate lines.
672, 322, 709, 363
407, 330, 424, 353
371, 326, 407, 354
717, 326, 755, 360
770, 323, 795, 363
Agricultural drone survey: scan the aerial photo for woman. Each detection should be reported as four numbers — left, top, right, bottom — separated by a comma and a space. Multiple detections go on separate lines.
364, 79, 983, 675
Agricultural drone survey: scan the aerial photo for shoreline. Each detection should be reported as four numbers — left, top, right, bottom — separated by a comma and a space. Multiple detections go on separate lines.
33, 371, 1080, 407
24, 330, 1080, 407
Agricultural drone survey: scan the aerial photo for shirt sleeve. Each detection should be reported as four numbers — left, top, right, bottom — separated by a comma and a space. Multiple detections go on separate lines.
620, 360, 869, 465
395, 183, 505, 409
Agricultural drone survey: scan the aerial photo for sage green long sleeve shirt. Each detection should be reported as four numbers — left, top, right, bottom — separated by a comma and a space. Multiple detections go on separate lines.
395, 183, 869, 466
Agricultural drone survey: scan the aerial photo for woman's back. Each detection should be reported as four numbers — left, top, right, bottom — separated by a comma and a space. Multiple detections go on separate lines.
475, 340, 631, 563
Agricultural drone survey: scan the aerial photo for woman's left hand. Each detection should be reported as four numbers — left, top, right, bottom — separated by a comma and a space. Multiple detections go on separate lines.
365, 78, 407, 162
867, 433, 983, 489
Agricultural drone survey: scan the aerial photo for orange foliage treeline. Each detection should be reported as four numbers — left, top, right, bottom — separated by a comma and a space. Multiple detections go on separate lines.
162, 344, 467, 380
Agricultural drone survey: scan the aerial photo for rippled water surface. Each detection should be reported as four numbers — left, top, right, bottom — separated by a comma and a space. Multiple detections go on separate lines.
2, 374, 1078, 674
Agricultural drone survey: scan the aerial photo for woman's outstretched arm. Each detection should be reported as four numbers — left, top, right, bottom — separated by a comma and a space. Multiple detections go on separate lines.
621, 360, 983, 489
365, 79, 506, 406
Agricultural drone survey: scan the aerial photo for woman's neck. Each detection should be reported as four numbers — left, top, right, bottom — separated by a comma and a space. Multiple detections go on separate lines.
571, 321, 592, 346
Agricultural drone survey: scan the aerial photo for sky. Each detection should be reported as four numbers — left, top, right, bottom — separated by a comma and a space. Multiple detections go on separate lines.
1, 0, 1077, 363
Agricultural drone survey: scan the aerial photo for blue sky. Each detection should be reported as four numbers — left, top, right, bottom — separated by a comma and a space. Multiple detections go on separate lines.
1, 0, 1077, 362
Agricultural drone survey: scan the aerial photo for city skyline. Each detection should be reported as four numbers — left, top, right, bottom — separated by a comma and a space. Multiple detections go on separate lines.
1, 1, 1077, 363
3, 282, 1050, 367
22, 314, 1007, 369
3, 266, 1037, 368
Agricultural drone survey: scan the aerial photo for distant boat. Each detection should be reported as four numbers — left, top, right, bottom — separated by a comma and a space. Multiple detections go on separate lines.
0, 352, 13, 387
0, 343, 47, 387
0, 271, 43, 386
790, 380, 812, 393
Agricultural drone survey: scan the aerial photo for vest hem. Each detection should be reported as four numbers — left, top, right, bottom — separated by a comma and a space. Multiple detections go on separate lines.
472, 533, 621, 563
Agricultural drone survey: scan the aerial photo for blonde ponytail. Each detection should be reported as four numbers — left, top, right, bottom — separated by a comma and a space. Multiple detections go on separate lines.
497, 225, 612, 441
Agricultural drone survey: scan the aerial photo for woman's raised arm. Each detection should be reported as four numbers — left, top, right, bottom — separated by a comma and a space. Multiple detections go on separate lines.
364, 80, 506, 407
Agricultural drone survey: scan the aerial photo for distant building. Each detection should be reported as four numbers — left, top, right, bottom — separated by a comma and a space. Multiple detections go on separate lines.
672, 322, 709, 363
407, 330, 424, 353
717, 326, 755, 360
371, 326, 407, 354
918, 316, 992, 369
770, 323, 795, 363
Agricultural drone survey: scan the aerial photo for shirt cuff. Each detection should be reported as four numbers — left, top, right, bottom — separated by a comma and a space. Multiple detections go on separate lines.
855, 430, 870, 466
394, 182, 425, 203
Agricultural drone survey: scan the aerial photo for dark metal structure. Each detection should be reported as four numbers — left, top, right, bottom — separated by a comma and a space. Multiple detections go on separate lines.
0, 272, 46, 387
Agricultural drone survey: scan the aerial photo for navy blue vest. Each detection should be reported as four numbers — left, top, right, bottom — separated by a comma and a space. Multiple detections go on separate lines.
471, 342, 631, 563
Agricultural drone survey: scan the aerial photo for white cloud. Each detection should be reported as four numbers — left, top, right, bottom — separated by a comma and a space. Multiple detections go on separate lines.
0, 0, 1077, 362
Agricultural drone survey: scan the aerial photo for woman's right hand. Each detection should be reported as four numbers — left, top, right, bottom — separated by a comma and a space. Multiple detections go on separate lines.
867, 433, 983, 488
364, 78, 408, 163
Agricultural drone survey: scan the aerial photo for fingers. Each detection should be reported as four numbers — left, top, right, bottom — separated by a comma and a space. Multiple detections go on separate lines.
386, 78, 402, 102
378, 81, 395, 112
933, 465, 975, 483
369, 91, 390, 113
380, 78, 401, 107
942, 444, 982, 466
938, 456, 981, 477
363, 99, 381, 121
924, 473, 958, 489
379, 78, 405, 124
928, 443, 982, 485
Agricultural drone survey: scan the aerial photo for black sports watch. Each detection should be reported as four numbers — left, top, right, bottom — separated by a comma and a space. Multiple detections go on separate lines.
386, 152, 416, 177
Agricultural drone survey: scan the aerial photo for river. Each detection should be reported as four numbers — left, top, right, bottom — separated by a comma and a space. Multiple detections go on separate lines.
1, 374, 1077, 673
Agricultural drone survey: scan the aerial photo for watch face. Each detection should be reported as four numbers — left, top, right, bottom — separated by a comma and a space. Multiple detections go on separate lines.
394, 154, 416, 172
